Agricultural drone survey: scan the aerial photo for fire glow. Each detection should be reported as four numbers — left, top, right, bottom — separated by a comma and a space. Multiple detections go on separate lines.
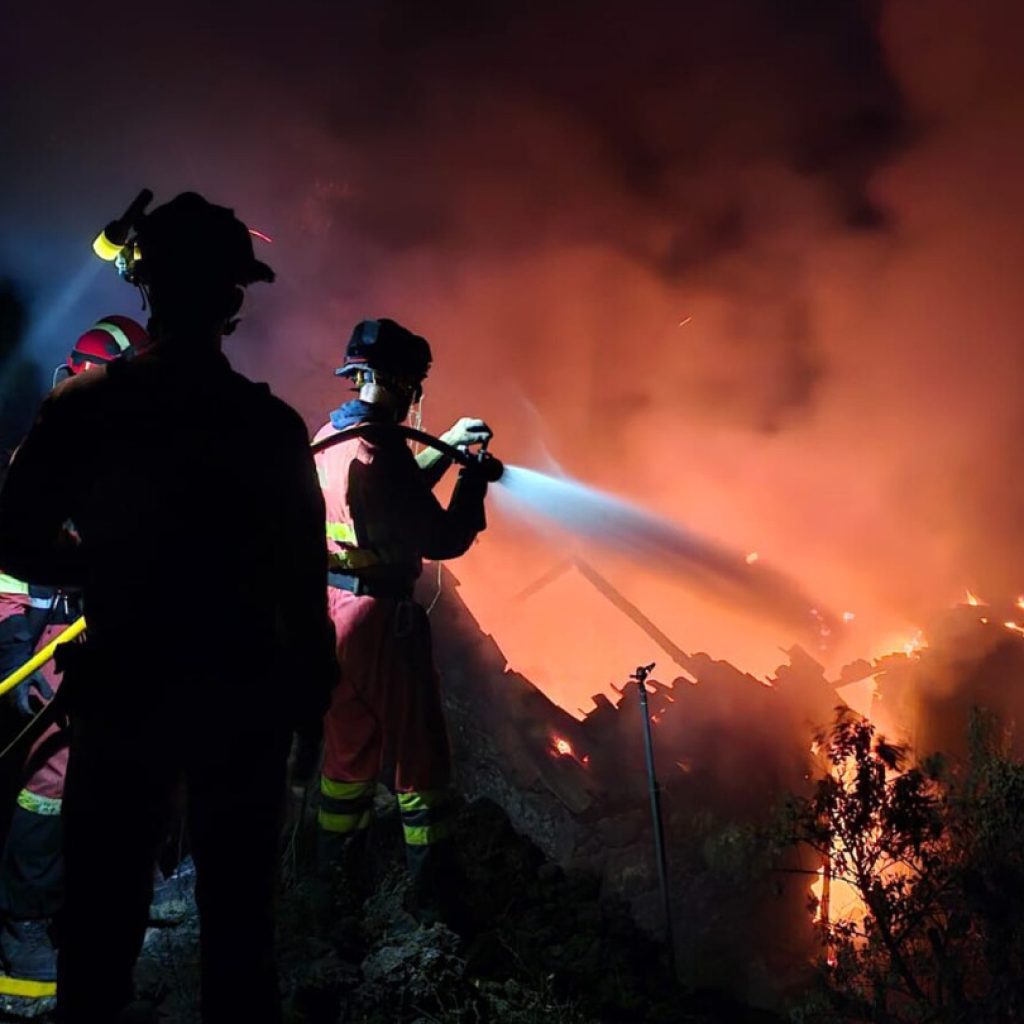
550, 735, 589, 766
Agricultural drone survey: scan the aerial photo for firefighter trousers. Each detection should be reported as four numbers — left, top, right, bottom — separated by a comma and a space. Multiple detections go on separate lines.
320, 590, 454, 877
54, 713, 289, 1024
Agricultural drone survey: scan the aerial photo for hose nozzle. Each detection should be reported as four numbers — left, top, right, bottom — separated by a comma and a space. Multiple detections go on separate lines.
473, 450, 505, 483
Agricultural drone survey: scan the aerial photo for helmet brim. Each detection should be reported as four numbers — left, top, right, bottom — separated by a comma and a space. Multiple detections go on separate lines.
334, 361, 366, 378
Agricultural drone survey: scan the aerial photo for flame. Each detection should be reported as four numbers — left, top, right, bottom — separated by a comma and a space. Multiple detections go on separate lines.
965, 589, 984, 606
868, 627, 927, 660
1017, 596, 1024, 611
745, 551, 759, 564
550, 735, 589, 767
1004, 621, 1024, 638
807, 743, 914, 963
902, 630, 926, 656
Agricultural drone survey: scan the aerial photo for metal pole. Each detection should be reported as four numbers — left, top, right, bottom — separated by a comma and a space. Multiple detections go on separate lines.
632, 662, 676, 969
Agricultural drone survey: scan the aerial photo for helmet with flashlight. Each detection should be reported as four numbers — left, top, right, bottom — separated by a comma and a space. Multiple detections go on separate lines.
336, 319, 432, 401
93, 189, 274, 289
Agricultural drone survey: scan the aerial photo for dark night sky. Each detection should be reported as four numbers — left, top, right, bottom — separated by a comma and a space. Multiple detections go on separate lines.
2, 0, 1024, 704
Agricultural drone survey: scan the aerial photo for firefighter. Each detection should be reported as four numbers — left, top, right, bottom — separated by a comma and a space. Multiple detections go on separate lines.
0, 192, 337, 1024
313, 317, 491, 925
0, 315, 148, 998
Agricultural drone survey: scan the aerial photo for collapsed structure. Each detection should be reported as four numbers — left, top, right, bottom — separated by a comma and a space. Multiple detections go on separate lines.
424, 565, 1024, 1000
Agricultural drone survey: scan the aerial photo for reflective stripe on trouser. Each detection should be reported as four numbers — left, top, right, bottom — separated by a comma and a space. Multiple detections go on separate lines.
17, 789, 62, 816
397, 789, 452, 847
317, 776, 374, 835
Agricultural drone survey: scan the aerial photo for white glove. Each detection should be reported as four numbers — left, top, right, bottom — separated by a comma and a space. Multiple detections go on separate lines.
441, 417, 493, 450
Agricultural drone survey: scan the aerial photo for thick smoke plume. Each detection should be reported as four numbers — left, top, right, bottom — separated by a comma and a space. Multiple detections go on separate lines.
2, 0, 1024, 714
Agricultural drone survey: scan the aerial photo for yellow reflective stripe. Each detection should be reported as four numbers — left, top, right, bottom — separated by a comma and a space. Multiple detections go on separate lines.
321, 777, 374, 800
318, 808, 371, 834
328, 550, 380, 571
92, 230, 124, 261
0, 975, 56, 998
326, 522, 380, 568
95, 319, 132, 352
326, 521, 357, 543
397, 790, 448, 813
402, 819, 453, 846
17, 789, 62, 816
0, 572, 29, 595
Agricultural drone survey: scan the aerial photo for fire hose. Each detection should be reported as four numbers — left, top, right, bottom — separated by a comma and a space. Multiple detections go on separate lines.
0, 423, 499, 703
0, 616, 86, 700
310, 422, 505, 481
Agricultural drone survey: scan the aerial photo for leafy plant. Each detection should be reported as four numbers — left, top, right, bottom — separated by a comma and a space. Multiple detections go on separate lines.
779, 707, 1024, 1023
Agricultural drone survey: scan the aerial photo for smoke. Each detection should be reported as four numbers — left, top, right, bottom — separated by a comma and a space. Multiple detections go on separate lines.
2, 0, 1023, 710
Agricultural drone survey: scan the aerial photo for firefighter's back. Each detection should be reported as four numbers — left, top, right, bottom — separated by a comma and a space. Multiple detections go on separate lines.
54, 341, 312, 720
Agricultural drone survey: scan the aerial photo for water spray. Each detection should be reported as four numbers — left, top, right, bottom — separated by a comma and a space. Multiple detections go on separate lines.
313, 426, 835, 639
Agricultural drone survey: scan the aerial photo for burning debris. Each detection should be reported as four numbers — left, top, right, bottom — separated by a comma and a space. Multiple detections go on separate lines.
421, 563, 1024, 1010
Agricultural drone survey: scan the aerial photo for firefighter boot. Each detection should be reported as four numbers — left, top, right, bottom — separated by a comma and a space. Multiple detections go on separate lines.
0, 917, 57, 996
317, 828, 369, 914
405, 839, 473, 934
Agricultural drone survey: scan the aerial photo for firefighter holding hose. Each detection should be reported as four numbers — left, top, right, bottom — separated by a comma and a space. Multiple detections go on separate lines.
0, 315, 148, 999
313, 318, 491, 925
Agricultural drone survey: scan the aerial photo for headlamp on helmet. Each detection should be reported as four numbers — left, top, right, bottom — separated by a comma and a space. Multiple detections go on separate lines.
93, 190, 274, 289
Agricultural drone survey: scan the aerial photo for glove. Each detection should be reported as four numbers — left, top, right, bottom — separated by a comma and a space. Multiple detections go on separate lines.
441, 417, 493, 450
12, 671, 54, 718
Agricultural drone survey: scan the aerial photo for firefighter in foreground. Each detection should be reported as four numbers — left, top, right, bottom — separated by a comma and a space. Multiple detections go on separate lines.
0, 192, 337, 1024
313, 318, 491, 924
0, 316, 149, 998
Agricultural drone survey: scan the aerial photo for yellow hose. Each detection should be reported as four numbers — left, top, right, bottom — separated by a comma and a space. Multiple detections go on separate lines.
0, 616, 87, 699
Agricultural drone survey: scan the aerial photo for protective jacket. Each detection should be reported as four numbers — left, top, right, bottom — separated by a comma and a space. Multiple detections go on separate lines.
314, 400, 486, 593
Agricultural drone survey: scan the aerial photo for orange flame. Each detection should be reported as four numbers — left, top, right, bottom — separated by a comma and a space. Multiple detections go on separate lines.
550, 735, 589, 768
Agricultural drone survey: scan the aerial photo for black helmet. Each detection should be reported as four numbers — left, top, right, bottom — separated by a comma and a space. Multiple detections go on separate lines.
335, 319, 432, 388
133, 192, 274, 289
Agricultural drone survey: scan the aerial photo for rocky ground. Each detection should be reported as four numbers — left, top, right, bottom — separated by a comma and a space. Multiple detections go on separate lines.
0, 794, 782, 1023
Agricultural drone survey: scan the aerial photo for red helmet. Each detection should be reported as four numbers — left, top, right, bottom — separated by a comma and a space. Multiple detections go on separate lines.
67, 315, 150, 375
